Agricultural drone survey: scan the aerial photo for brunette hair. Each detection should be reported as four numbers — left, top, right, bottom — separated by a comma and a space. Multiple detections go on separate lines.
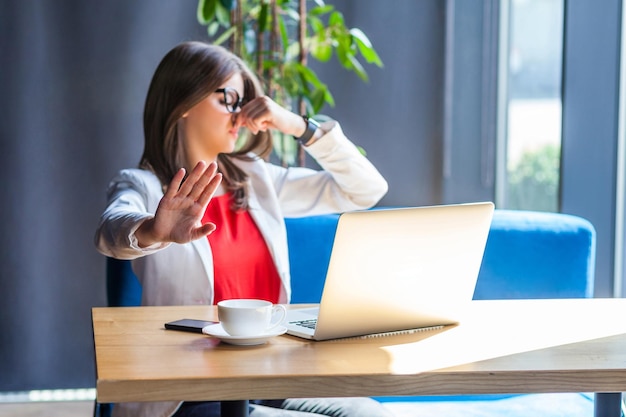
140, 41, 272, 209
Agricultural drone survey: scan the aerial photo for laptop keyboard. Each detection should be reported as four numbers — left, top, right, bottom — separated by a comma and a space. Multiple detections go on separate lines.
290, 319, 317, 329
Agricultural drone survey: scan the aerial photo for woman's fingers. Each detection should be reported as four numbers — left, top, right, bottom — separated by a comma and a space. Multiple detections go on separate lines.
197, 172, 222, 207
191, 222, 217, 240
187, 161, 219, 201
177, 160, 209, 197
174, 161, 219, 201
149, 162, 220, 245
238, 95, 301, 136
163, 167, 186, 199
237, 96, 275, 134
244, 119, 261, 134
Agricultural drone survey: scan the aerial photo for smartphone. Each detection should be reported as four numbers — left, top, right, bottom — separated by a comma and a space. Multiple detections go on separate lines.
164, 318, 218, 333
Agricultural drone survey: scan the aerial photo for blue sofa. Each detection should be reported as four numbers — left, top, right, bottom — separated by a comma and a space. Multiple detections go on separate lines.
105, 208, 597, 417
286, 209, 595, 303
285, 209, 596, 417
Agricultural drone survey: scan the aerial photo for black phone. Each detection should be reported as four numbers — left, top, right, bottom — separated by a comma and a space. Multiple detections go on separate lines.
164, 318, 218, 333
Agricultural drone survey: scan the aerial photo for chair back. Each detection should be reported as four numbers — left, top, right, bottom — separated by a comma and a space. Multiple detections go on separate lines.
473, 210, 595, 299
105, 209, 597, 308
106, 257, 142, 307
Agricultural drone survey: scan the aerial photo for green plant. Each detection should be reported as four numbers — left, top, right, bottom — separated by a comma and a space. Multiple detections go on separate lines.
197, 0, 383, 166
506, 144, 560, 212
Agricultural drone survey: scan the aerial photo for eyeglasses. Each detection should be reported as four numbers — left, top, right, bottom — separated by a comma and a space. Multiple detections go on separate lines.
215, 87, 243, 113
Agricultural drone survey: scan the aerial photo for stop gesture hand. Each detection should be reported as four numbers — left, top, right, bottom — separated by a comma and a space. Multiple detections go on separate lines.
136, 161, 222, 247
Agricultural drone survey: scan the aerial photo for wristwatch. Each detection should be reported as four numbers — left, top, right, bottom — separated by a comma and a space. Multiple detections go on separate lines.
294, 115, 320, 145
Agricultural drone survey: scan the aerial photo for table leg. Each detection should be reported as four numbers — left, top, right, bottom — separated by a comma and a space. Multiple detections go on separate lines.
594, 393, 622, 417
221, 400, 250, 417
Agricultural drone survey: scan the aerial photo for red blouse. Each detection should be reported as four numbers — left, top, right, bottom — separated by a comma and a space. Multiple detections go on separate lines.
202, 194, 281, 304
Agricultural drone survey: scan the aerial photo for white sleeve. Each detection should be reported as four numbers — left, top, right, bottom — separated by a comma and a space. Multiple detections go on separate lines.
94, 170, 170, 259
268, 121, 388, 217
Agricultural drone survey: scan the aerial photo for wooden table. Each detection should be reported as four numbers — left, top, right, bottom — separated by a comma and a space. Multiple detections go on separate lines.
93, 299, 626, 417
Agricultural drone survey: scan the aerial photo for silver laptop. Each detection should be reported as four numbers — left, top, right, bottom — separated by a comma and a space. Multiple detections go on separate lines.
285, 202, 494, 341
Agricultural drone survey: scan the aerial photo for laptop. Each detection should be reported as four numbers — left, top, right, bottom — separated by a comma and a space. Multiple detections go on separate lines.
285, 202, 494, 341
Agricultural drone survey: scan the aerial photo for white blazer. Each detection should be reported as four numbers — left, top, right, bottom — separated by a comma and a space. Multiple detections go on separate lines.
94, 122, 387, 417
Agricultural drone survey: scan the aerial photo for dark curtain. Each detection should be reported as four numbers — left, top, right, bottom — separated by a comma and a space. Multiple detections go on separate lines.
0, 0, 445, 390
0, 0, 205, 390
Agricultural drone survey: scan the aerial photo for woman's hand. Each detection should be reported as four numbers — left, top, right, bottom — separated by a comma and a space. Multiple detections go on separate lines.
135, 161, 222, 247
235, 96, 307, 137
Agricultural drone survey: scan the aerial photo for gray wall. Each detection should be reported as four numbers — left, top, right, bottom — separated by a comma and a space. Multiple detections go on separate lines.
0, 1, 447, 391
560, 0, 622, 298
1, 0, 204, 391
312, 0, 446, 207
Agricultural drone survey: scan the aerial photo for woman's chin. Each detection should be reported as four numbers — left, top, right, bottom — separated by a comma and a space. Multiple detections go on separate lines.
223, 142, 237, 154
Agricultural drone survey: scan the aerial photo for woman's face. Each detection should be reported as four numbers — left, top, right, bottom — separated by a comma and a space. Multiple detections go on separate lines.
180, 72, 245, 164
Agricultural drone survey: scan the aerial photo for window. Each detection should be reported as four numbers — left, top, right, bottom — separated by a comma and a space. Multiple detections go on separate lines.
498, 0, 564, 212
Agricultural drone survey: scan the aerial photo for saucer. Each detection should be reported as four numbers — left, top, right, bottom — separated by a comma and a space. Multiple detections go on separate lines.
202, 323, 287, 346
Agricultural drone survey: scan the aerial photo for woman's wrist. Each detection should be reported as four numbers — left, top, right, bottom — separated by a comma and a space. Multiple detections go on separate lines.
289, 112, 308, 137
135, 217, 161, 248
294, 115, 320, 146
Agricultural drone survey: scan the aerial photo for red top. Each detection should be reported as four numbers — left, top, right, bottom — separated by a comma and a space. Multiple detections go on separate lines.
202, 193, 281, 304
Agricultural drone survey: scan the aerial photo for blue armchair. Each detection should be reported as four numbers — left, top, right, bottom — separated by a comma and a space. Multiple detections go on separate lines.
103, 209, 597, 417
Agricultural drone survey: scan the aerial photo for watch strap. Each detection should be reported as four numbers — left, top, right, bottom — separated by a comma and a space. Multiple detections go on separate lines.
294, 115, 320, 145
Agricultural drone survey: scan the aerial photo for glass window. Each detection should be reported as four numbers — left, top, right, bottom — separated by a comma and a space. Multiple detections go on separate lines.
499, 0, 564, 212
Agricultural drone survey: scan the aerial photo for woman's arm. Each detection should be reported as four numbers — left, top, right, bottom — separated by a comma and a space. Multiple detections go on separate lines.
232, 95, 387, 216
268, 121, 388, 217
94, 162, 222, 259
94, 170, 164, 260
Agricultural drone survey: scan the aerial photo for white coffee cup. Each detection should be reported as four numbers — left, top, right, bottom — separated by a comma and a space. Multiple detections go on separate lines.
217, 299, 287, 337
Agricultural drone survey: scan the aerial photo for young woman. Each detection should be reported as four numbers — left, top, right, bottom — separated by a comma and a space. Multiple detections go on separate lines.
95, 41, 389, 417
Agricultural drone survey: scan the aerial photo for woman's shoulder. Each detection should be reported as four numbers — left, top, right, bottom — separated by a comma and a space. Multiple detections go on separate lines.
230, 153, 271, 169
111, 167, 156, 181
230, 153, 286, 183
108, 168, 162, 192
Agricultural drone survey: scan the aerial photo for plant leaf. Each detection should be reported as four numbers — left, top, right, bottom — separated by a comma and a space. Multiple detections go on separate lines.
324, 89, 335, 107
219, 0, 236, 11
213, 25, 236, 46
335, 43, 353, 69
197, 0, 217, 24
278, 14, 289, 51
207, 21, 221, 36
311, 43, 332, 62
350, 28, 383, 67
311, 88, 327, 113
328, 10, 344, 27
282, 65, 304, 97
309, 5, 334, 16
334, 30, 355, 56
258, 3, 269, 32
310, 33, 332, 62
347, 53, 368, 82
215, 2, 231, 25
309, 16, 324, 34
349, 28, 372, 48
296, 64, 323, 89
285, 8, 300, 22
263, 60, 279, 70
